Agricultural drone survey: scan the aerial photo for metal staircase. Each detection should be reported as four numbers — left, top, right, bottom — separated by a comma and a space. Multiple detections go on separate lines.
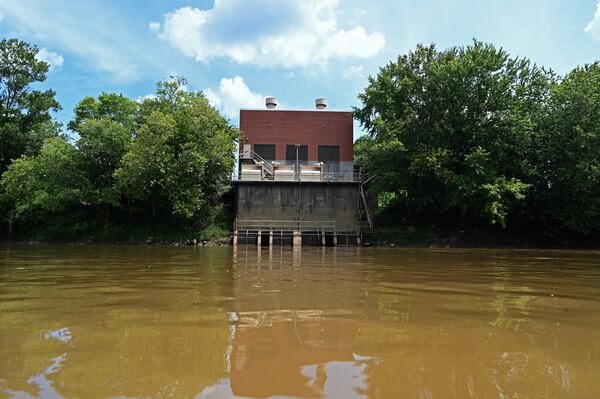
251, 151, 274, 178
241, 149, 274, 179
358, 171, 375, 233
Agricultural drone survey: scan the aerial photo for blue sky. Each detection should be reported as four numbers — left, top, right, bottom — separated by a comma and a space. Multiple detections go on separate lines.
1, 0, 599, 139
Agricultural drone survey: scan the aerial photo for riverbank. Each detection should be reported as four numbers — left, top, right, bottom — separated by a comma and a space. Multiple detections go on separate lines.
5, 229, 598, 249
3, 218, 598, 249
2, 221, 232, 247
363, 225, 600, 249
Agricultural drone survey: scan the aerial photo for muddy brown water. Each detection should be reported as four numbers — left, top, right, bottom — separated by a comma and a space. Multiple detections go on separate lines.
1, 245, 600, 398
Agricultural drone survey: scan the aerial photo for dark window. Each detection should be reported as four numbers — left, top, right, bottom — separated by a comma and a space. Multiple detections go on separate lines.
286, 145, 308, 161
318, 145, 340, 162
253, 144, 276, 160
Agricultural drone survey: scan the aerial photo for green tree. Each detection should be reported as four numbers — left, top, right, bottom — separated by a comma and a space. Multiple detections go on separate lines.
126, 77, 239, 223
114, 110, 176, 218
1, 137, 86, 233
0, 38, 61, 173
76, 118, 132, 212
532, 63, 600, 238
68, 92, 138, 133
354, 42, 552, 227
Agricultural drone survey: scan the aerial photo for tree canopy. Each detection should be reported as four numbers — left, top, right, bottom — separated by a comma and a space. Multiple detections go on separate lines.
0, 38, 61, 174
355, 41, 600, 241
1, 71, 239, 239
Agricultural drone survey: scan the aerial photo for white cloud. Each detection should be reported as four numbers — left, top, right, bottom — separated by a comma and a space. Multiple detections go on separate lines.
204, 76, 264, 119
148, 21, 160, 31
0, 1, 173, 83
35, 48, 64, 70
585, 1, 600, 40
342, 65, 363, 79
152, 0, 385, 68
203, 88, 222, 109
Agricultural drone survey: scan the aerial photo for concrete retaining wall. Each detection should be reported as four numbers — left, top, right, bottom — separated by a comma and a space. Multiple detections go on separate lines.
235, 181, 360, 232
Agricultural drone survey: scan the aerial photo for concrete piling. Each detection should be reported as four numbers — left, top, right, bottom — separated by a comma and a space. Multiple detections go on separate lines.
293, 231, 302, 247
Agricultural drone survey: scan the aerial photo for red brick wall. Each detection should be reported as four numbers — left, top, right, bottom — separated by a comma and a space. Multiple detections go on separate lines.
239, 110, 354, 161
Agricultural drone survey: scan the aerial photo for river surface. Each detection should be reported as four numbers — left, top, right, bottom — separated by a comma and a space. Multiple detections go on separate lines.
1, 245, 600, 398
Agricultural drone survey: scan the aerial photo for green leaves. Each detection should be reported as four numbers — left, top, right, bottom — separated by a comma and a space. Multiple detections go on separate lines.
1, 138, 86, 217
0, 38, 61, 174
114, 110, 176, 206
532, 63, 600, 236
355, 41, 552, 228
1, 69, 239, 235
68, 93, 138, 133
114, 77, 239, 222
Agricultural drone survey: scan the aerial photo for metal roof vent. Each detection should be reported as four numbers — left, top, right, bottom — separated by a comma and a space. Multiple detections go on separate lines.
265, 97, 278, 109
315, 98, 327, 110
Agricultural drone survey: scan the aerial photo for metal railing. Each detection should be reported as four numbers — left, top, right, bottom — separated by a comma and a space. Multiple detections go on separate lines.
235, 219, 337, 232
322, 172, 363, 182
251, 151, 274, 176
238, 160, 363, 182
240, 149, 274, 176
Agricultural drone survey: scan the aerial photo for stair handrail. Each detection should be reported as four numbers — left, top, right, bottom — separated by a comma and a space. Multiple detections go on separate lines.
359, 184, 373, 232
250, 150, 274, 176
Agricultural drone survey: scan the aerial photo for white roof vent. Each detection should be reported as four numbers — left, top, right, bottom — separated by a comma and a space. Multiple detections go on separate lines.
315, 98, 327, 110
265, 97, 278, 109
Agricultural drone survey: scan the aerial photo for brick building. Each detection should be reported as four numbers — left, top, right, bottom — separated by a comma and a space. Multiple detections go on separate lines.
239, 107, 353, 163
233, 98, 372, 246
238, 98, 357, 182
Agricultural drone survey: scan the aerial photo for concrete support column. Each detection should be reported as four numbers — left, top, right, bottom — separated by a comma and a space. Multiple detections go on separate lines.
257, 230, 262, 247
356, 234, 361, 246
233, 231, 238, 246
321, 231, 326, 246
293, 231, 302, 247
333, 233, 338, 247
269, 231, 273, 246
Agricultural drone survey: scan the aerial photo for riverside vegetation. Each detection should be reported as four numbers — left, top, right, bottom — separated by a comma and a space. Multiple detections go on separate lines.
354, 41, 600, 247
0, 39, 238, 243
1, 39, 599, 246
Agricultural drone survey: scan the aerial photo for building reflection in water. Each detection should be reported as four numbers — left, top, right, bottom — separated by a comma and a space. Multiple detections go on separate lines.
199, 246, 371, 398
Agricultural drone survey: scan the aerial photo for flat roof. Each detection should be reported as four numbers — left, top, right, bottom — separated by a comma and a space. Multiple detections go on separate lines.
240, 108, 351, 113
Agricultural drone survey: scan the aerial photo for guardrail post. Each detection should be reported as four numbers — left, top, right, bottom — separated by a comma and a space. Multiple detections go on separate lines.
269, 231, 273, 246
333, 231, 338, 246
233, 230, 238, 246
322, 230, 326, 246
257, 230, 262, 247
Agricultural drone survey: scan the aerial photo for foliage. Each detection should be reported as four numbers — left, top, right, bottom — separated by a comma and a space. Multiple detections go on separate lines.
114, 110, 176, 217
531, 63, 600, 237
0, 43, 239, 239
76, 118, 132, 208
0, 38, 61, 174
118, 76, 239, 221
354, 41, 552, 228
1, 137, 86, 217
68, 92, 138, 133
